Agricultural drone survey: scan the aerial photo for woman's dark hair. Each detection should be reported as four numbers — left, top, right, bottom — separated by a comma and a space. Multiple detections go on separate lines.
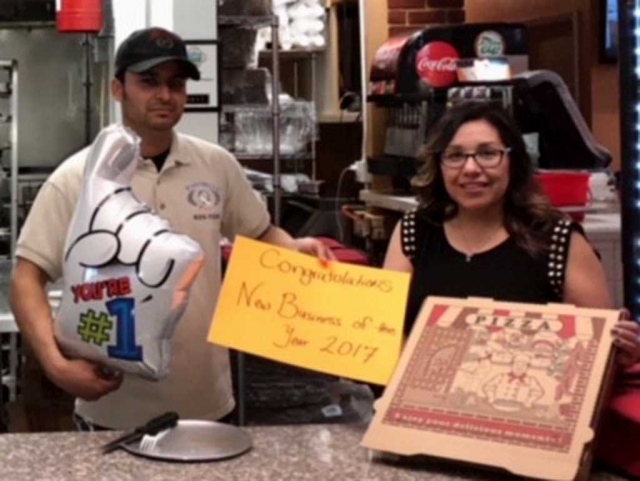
413, 101, 564, 256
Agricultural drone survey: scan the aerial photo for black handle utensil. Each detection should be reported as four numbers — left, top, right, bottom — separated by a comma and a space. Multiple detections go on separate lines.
102, 411, 179, 454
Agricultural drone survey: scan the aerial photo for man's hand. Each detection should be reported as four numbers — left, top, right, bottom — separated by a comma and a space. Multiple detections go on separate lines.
289, 237, 336, 264
47, 358, 123, 401
11, 258, 123, 401
259, 226, 336, 264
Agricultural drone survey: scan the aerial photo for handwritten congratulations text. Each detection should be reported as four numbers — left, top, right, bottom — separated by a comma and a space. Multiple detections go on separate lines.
259, 249, 393, 292
236, 280, 398, 365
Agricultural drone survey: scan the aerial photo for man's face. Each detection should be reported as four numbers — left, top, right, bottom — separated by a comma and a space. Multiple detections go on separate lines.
112, 61, 188, 133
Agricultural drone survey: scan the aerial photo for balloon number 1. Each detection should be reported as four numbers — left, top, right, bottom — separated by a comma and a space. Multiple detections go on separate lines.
57, 125, 204, 379
106, 297, 143, 361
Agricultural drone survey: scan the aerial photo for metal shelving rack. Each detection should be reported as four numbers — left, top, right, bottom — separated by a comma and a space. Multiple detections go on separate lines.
219, 13, 283, 226
0, 60, 19, 430
0, 61, 18, 258
219, 14, 325, 220
259, 47, 323, 189
219, 10, 282, 427
219, 4, 329, 428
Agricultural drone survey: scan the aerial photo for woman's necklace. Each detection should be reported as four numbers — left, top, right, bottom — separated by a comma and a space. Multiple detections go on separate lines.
457, 224, 505, 262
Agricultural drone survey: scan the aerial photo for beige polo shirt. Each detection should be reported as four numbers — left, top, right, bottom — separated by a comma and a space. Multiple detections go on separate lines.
16, 130, 271, 429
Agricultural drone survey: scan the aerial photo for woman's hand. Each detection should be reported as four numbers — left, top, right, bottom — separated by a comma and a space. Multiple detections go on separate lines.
612, 309, 640, 366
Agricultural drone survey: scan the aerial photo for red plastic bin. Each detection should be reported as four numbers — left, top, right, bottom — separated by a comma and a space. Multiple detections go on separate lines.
535, 170, 590, 207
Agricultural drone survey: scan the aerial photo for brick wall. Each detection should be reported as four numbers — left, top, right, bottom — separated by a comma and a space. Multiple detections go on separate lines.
387, 0, 465, 38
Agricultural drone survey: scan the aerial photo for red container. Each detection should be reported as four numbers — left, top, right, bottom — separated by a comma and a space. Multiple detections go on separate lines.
57, 0, 103, 33
535, 171, 590, 207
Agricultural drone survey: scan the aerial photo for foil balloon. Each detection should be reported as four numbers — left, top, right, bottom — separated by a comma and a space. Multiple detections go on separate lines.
54, 124, 204, 380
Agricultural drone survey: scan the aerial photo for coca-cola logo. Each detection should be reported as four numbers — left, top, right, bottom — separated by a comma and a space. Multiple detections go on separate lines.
417, 57, 458, 73
416, 41, 460, 88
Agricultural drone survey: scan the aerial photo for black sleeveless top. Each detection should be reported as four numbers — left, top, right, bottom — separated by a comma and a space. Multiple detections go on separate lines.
401, 209, 578, 335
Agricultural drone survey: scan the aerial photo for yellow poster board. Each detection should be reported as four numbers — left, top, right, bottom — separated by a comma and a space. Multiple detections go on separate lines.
208, 236, 411, 385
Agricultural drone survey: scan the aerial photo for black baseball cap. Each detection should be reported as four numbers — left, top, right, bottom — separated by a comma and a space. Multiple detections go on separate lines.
115, 27, 200, 80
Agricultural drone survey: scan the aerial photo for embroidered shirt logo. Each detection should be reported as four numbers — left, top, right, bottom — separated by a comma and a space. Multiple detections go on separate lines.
187, 182, 220, 210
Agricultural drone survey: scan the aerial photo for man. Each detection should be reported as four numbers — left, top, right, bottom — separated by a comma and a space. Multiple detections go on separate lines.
10, 27, 332, 430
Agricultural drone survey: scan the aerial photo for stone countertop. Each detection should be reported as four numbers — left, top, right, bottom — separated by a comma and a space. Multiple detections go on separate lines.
0, 424, 628, 481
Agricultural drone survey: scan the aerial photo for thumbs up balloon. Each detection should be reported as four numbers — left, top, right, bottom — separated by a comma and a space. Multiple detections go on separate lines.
53, 124, 204, 380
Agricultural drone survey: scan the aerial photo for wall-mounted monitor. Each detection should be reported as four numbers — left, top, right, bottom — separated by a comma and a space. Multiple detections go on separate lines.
601, 0, 619, 63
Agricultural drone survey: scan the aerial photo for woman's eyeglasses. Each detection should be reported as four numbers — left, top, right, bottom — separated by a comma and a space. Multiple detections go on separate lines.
440, 147, 511, 168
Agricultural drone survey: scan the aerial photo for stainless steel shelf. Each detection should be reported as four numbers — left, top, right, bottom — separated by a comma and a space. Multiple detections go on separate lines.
0, 21, 55, 30
218, 15, 274, 28
259, 48, 325, 60
234, 152, 312, 161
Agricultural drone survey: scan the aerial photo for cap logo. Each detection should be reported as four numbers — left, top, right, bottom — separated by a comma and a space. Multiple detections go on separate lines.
147, 29, 177, 49
156, 37, 174, 49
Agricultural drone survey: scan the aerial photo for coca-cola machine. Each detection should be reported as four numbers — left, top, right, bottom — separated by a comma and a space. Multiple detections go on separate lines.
367, 23, 611, 189
370, 24, 528, 95
367, 23, 529, 186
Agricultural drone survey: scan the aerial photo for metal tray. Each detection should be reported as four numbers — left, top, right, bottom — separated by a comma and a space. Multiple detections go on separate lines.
122, 420, 252, 462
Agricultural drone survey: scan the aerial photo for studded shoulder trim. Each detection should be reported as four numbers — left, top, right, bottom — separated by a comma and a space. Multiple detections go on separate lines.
547, 218, 573, 299
400, 209, 418, 258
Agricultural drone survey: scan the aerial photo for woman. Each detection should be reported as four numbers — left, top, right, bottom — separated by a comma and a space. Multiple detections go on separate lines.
384, 101, 640, 363
383, 101, 640, 476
